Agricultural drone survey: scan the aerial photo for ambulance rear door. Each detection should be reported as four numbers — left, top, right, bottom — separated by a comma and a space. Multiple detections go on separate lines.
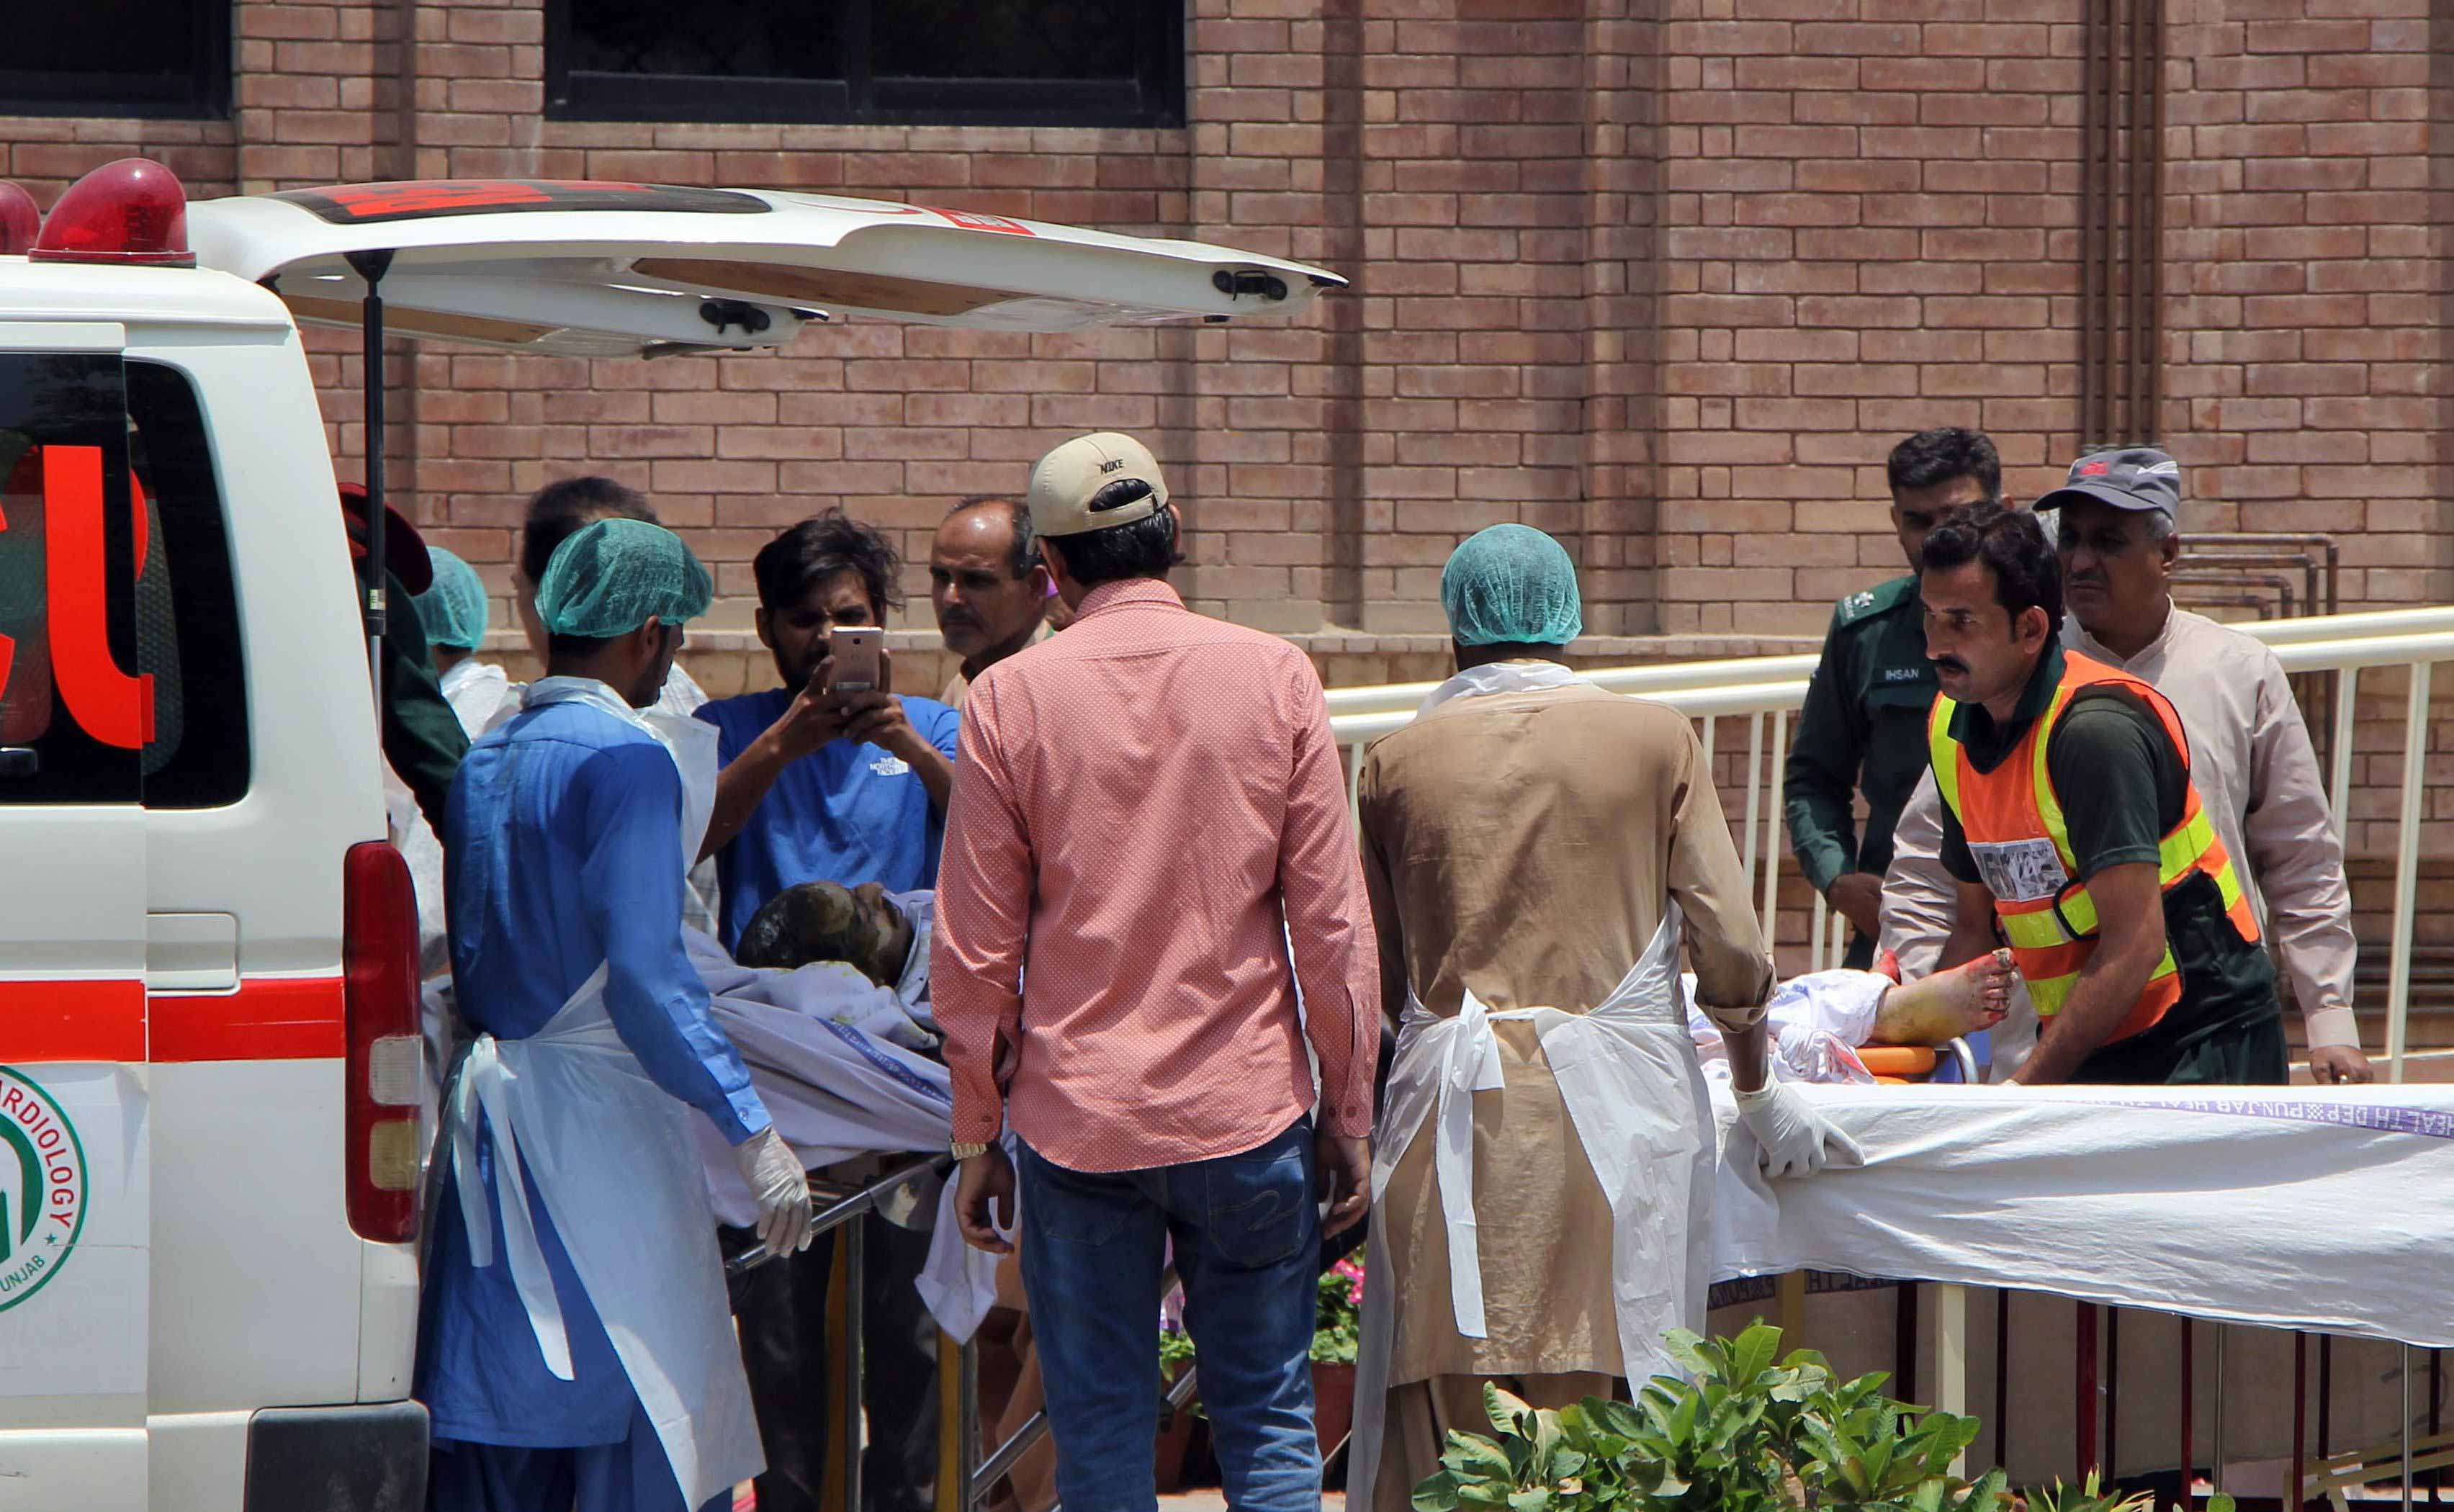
0, 324, 153, 1512
184, 177, 1344, 355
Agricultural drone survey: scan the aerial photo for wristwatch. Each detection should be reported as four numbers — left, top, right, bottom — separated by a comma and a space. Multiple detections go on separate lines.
950, 1140, 992, 1161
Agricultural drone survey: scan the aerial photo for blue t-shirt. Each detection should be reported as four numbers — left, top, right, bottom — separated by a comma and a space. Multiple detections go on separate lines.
696, 688, 962, 951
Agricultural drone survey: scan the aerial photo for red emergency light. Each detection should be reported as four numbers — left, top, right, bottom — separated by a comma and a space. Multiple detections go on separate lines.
28, 157, 194, 268
0, 183, 37, 256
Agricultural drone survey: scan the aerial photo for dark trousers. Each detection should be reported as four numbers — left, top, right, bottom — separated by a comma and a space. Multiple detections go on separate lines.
2072, 1002, 2288, 1085
724, 1212, 940, 1512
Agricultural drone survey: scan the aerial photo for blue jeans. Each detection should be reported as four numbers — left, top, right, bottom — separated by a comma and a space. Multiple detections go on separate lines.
1018, 1117, 1321, 1512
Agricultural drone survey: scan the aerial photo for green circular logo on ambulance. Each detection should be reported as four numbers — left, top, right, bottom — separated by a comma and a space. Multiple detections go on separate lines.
0, 1067, 86, 1313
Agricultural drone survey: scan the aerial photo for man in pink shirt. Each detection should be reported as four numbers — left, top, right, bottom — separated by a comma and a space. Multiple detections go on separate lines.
935, 431, 1381, 1512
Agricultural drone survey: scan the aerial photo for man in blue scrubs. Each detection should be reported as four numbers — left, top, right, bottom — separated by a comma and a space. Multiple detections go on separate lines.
697, 509, 960, 950
420, 518, 814, 1512
695, 508, 959, 1512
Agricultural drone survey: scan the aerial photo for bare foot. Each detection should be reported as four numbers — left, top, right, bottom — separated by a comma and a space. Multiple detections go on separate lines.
1870, 948, 2015, 1045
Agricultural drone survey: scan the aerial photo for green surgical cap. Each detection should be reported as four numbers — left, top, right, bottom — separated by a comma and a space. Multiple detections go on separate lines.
1440, 523, 1583, 647
536, 517, 712, 639
411, 546, 489, 650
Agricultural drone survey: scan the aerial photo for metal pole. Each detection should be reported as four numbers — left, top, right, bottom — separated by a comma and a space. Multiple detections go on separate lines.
2430, 1349, 2442, 1503
2388, 662, 2433, 1082
1936, 1283, 1968, 1480
2180, 1317, 2194, 1509
1896, 1282, 1918, 1404
2330, 666, 2360, 839
844, 1215, 867, 1512
2213, 1325, 2227, 1495
347, 248, 395, 703
1741, 713, 1764, 893
1761, 710, 1790, 942
2078, 1300, 2100, 1479
2106, 1308, 2121, 1479
2293, 1332, 2306, 1512
1995, 1290, 2012, 1472
2322, 1335, 2334, 1465
2406, 1346, 2417, 1511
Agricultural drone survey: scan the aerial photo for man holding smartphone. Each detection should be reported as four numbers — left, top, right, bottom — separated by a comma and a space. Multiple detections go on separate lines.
696, 509, 958, 951
693, 507, 961, 1512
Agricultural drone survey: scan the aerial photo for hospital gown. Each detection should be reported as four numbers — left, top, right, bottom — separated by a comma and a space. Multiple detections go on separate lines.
417, 698, 768, 1502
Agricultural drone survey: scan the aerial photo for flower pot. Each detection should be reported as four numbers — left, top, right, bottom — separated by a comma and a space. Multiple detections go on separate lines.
1154, 1392, 1200, 1493
1312, 1360, 1357, 1459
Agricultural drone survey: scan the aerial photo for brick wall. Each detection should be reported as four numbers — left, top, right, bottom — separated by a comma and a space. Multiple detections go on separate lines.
9, 0, 2445, 649
5, 0, 2451, 839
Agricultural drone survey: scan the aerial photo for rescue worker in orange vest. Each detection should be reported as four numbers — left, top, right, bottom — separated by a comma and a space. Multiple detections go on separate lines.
1920, 503, 2284, 1085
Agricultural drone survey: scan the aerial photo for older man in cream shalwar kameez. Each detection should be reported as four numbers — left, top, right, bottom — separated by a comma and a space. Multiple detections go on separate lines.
1349, 525, 1861, 1511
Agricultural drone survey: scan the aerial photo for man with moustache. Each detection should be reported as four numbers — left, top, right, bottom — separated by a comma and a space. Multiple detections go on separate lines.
1918, 503, 2285, 1085
930, 496, 1053, 711
1884, 450, 2372, 1084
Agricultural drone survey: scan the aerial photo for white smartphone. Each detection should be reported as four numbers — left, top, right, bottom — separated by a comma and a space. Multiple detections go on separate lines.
827, 626, 884, 695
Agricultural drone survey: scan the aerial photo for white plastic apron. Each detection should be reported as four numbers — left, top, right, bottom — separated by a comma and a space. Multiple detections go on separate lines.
442, 677, 759, 1506
1348, 901, 1714, 1512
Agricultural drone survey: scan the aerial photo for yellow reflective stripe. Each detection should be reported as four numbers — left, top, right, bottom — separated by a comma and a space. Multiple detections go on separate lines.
2209, 855, 2244, 911
2156, 808, 2219, 883
2000, 908, 2072, 950
2033, 681, 2079, 875
1928, 696, 1961, 816
2059, 888, 2097, 936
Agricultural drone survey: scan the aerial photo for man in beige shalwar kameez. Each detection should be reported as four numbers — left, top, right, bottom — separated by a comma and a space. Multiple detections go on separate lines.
1350, 525, 1860, 1511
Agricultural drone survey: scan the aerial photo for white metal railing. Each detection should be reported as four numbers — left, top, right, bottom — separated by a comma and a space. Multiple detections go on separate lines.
1330, 606, 2454, 1080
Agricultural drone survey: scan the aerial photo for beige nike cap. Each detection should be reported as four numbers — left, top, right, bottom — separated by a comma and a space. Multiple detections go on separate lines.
1025, 431, 1170, 538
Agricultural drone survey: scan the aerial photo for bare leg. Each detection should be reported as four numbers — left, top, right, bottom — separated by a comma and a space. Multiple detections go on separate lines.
1871, 948, 2015, 1045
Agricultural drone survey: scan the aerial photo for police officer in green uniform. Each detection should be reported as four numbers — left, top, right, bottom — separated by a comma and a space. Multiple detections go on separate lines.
1784, 428, 2003, 968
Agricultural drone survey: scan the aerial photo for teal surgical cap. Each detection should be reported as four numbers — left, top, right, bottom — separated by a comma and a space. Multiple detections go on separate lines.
411, 546, 489, 650
536, 517, 713, 639
1439, 523, 1584, 647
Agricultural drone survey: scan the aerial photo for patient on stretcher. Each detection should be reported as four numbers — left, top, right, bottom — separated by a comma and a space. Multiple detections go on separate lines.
1686, 948, 2013, 1084
724, 880, 939, 1051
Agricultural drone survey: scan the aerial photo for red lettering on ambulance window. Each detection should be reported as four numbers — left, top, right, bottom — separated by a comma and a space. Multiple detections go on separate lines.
322, 181, 555, 217
43, 445, 153, 750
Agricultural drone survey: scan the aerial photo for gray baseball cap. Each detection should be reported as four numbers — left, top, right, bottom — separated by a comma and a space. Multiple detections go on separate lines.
2033, 446, 2181, 517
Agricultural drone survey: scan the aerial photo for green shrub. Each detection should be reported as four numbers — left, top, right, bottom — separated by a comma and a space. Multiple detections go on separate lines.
1409, 1323, 2235, 1512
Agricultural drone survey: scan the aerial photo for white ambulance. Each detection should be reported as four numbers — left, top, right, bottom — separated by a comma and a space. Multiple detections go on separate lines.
0, 159, 1337, 1511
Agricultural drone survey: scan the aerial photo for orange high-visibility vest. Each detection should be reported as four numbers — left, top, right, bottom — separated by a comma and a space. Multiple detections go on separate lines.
1928, 651, 2260, 1043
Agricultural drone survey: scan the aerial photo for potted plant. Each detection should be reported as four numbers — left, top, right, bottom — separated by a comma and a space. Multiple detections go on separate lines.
1408, 1322, 2240, 1512
1311, 1257, 1365, 1457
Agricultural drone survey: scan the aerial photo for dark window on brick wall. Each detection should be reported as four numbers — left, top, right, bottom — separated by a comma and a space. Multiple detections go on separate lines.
547, 0, 1183, 128
1, 0, 231, 120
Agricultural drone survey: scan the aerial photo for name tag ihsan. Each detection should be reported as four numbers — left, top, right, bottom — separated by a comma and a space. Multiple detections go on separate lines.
1969, 837, 2068, 902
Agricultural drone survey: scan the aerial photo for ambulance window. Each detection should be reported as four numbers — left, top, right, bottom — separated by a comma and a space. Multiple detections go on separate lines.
0, 353, 142, 803
125, 362, 248, 809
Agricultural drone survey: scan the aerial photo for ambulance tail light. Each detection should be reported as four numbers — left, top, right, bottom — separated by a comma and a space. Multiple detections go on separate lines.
28, 157, 195, 268
343, 840, 423, 1243
0, 184, 37, 256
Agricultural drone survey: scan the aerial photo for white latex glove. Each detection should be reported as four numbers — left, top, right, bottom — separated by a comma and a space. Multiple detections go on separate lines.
1733, 1080, 1864, 1179
733, 1125, 814, 1257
